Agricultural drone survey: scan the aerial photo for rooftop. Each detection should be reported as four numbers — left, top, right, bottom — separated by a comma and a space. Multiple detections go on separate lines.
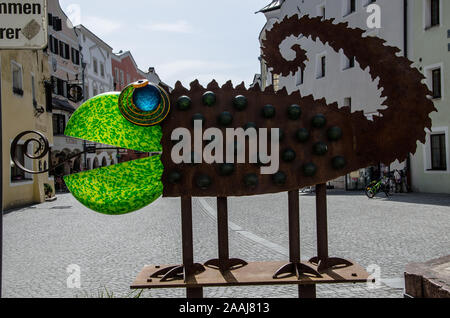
257, 0, 283, 13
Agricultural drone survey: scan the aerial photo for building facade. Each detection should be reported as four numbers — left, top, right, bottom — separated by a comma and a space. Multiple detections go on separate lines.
47, 0, 84, 191
112, 51, 143, 91
75, 24, 117, 171
408, 0, 450, 193
258, 0, 407, 190
1, 49, 54, 210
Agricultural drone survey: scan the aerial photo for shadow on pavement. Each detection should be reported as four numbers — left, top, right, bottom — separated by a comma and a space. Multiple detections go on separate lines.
300, 190, 450, 207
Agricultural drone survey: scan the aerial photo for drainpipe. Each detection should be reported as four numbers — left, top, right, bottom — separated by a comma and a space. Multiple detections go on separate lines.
80, 52, 87, 171
404, 0, 413, 192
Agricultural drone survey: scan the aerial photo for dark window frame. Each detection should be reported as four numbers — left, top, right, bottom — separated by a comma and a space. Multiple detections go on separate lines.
53, 113, 66, 135
431, 68, 442, 99
430, 0, 440, 27
430, 134, 447, 171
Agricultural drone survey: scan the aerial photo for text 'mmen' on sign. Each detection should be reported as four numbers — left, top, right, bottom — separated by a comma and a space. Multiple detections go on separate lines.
0, 0, 48, 49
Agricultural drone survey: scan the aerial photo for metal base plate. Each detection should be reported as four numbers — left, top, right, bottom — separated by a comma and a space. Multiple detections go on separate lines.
131, 261, 370, 289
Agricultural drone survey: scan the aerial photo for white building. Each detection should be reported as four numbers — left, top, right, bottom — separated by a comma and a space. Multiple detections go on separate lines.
75, 25, 114, 98
75, 24, 117, 171
258, 0, 407, 190
408, 0, 450, 194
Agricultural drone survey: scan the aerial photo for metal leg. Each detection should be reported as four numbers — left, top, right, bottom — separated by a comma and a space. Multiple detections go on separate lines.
205, 197, 248, 272
309, 184, 352, 272
274, 190, 320, 281
299, 285, 317, 299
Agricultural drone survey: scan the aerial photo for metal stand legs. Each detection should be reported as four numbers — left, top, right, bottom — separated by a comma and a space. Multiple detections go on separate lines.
205, 197, 248, 272
273, 190, 321, 287
309, 184, 353, 272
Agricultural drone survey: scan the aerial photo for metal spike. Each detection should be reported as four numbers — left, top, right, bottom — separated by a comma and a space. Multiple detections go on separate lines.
207, 79, 220, 90
221, 80, 233, 90
189, 79, 202, 89
236, 82, 246, 90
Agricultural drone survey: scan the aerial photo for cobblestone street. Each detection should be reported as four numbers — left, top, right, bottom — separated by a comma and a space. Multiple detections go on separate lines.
2, 191, 449, 298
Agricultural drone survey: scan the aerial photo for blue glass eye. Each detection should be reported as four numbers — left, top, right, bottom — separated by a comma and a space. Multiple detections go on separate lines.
132, 84, 162, 112
119, 80, 171, 127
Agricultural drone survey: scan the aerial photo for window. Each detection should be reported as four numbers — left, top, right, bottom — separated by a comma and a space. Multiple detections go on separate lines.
316, 55, 326, 78
350, 0, 356, 13
11, 61, 23, 96
431, 68, 442, 99
71, 48, 80, 65
317, 4, 325, 20
343, 97, 352, 108
343, 55, 355, 69
272, 74, 280, 91
100, 63, 105, 77
430, 0, 440, 27
127, 73, 131, 84
51, 36, 59, 54
296, 67, 304, 86
425, 0, 440, 29
93, 85, 98, 96
53, 114, 66, 135
93, 58, 98, 74
345, 0, 356, 16
53, 77, 68, 98
120, 70, 124, 86
58, 41, 70, 59
49, 35, 58, 54
11, 144, 29, 182
431, 134, 447, 170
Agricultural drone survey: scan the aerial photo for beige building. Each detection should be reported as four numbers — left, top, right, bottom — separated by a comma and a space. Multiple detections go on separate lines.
1, 49, 54, 211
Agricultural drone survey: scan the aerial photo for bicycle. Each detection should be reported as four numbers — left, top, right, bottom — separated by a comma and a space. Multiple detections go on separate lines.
365, 177, 391, 199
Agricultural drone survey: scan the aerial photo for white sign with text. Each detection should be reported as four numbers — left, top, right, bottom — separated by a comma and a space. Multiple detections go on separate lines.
0, 0, 48, 49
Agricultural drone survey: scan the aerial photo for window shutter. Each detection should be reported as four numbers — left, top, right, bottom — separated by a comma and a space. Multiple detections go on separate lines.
66, 44, 70, 60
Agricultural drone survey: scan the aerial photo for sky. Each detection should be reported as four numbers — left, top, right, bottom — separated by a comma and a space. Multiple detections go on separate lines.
59, 0, 271, 88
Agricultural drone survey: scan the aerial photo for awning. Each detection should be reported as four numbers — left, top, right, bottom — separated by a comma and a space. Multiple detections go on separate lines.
52, 97, 76, 113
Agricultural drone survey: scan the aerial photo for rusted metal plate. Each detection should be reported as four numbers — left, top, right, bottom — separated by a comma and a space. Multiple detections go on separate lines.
131, 261, 370, 289
162, 82, 355, 197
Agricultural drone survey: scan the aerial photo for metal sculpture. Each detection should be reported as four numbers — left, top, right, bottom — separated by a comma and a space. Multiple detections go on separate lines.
10, 14, 436, 298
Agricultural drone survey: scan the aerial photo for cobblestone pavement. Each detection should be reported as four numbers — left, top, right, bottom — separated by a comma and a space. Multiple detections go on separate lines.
2, 191, 449, 298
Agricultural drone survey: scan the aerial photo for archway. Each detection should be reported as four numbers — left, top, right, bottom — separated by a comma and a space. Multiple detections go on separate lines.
93, 157, 99, 169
